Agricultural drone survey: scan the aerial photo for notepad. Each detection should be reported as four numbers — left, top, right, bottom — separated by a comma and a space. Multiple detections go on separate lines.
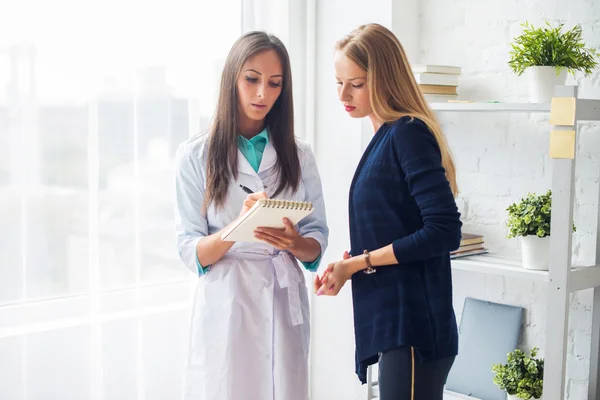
220, 199, 315, 242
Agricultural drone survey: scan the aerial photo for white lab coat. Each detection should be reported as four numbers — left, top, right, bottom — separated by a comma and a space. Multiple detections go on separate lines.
174, 133, 328, 400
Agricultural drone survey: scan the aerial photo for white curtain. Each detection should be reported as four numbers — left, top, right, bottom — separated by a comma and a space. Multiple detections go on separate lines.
0, 1, 262, 399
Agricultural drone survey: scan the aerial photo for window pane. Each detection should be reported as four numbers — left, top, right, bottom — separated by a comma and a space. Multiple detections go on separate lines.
136, 94, 194, 283
142, 309, 191, 400
102, 319, 138, 399
0, 43, 91, 301
0, 100, 24, 305
25, 186, 89, 299
0, 336, 24, 400
26, 326, 90, 400
98, 98, 137, 290
0, 188, 23, 304
1, 0, 243, 397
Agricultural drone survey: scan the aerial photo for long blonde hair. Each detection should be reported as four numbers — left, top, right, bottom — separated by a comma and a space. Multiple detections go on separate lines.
336, 23, 458, 196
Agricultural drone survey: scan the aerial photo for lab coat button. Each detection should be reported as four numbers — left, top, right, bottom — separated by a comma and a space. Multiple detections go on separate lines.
263, 250, 269, 255
264, 282, 269, 287
266, 354, 270, 360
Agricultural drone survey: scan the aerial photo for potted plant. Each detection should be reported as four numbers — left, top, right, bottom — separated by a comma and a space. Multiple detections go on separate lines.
508, 21, 599, 103
492, 348, 544, 400
506, 190, 575, 270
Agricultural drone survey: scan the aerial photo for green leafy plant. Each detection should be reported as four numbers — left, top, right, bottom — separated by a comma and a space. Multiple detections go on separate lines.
492, 348, 544, 399
508, 21, 599, 76
506, 189, 576, 239
506, 190, 552, 238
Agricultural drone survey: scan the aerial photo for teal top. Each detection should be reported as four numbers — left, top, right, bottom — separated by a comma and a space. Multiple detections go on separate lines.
196, 128, 321, 274
237, 128, 269, 171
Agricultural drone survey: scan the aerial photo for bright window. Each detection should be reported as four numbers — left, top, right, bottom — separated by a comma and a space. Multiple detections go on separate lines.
0, 1, 243, 398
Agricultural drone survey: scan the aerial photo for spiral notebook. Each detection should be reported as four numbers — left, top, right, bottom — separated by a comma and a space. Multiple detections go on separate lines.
221, 199, 314, 242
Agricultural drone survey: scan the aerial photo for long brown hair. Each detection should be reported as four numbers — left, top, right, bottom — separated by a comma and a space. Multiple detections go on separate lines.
205, 31, 300, 208
336, 23, 458, 196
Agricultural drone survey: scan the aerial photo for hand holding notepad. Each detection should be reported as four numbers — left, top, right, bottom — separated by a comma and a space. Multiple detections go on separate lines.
221, 198, 315, 242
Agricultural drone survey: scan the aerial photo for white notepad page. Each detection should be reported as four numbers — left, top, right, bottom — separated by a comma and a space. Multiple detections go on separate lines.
221, 199, 314, 242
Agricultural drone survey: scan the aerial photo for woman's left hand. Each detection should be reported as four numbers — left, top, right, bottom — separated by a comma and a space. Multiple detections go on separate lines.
254, 218, 304, 251
316, 251, 353, 296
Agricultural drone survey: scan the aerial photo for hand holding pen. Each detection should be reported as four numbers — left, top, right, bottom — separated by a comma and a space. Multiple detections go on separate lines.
238, 185, 268, 217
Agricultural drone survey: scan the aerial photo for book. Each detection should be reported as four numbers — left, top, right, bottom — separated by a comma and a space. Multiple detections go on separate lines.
451, 232, 487, 259
451, 249, 489, 259
414, 73, 459, 86
419, 84, 458, 95
220, 199, 315, 242
459, 232, 484, 246
424, 93, 459, 102
453, 243, 485, 253
411, 64, 462, 75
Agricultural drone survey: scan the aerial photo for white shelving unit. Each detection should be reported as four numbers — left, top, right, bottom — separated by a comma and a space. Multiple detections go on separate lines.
451, 254, 549, 281
441, 87, 600, 400
430, 102, 552, 113
451, 254, 600, 292
430, 97, 600, 118
366, 86, 600, 400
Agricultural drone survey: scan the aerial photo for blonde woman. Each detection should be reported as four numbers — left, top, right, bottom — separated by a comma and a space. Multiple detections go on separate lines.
315, 23, 461, 399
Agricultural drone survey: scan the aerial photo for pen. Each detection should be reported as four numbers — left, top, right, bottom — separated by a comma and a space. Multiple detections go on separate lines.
239, 184, 254, 195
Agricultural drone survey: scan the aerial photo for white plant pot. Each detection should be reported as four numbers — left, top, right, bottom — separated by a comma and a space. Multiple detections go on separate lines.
521, 235, 550, 270
527, 66, 567, 103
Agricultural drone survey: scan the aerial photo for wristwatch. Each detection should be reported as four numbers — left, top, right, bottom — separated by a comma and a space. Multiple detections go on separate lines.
363, 249, 376, 274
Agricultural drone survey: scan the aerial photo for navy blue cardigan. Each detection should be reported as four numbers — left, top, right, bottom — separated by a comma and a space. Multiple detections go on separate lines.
348, 116, 462, 383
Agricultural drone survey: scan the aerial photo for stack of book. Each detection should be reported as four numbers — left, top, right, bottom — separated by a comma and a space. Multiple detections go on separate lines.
451, 232, 488, 259
412, 64, 461, 103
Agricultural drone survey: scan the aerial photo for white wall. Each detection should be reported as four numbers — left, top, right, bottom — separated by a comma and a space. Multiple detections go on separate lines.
310, 1, 600, 399
310, 1, 400, 399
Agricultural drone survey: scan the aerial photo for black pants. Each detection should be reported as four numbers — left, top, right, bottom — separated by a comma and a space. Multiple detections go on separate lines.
378, 347, 455, 400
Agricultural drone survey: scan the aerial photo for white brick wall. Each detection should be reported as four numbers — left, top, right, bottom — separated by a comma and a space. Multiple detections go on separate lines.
420, 1, 600, 398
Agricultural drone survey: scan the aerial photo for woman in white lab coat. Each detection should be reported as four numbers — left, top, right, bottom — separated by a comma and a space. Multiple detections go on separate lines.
174, 31, 328, 400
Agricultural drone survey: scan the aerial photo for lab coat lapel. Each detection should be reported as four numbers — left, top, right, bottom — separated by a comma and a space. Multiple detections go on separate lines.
258, 141, 277, 174
237, 148, 259, 177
